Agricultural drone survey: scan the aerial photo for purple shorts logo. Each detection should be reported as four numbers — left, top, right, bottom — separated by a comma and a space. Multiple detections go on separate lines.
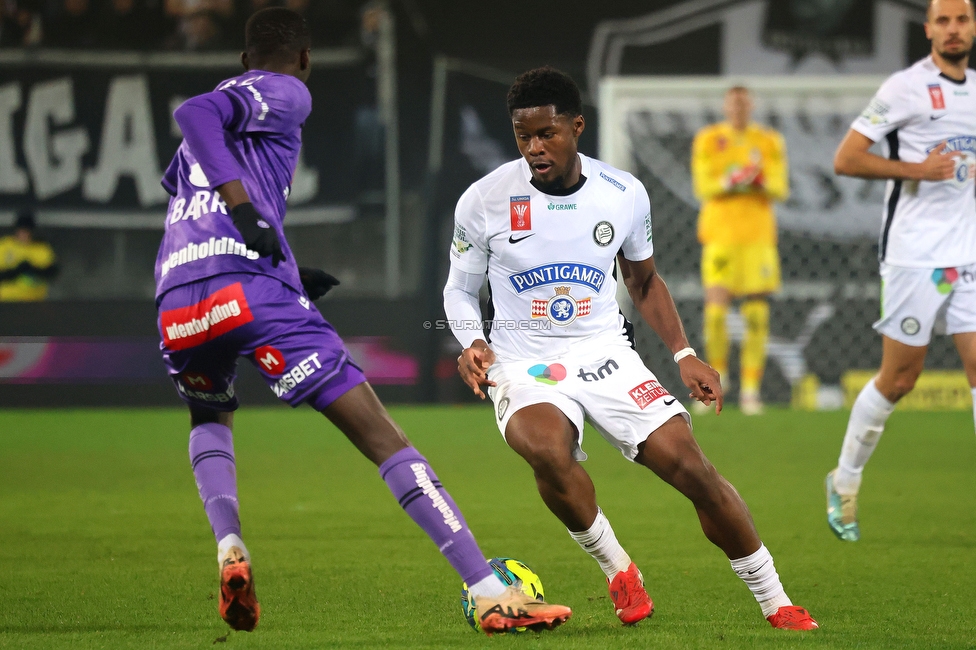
181, 372, 213, 391
255, 345, 286, 376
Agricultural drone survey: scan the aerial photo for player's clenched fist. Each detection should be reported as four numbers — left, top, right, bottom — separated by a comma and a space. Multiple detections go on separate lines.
678, 355, 724, 414
457, 339, 496, 400
918, 140, 963, 181
298, 267, 340, 300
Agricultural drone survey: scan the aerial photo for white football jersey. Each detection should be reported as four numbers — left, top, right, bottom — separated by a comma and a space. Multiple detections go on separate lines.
853, 56, 976, 268
450, 153, 654, 361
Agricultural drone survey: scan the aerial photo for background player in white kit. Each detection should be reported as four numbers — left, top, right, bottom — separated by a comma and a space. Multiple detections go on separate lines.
826, 0, 976, 542
444, 66, 817, 630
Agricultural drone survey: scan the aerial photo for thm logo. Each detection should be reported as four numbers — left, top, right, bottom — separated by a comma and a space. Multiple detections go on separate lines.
577, 359, 618, 382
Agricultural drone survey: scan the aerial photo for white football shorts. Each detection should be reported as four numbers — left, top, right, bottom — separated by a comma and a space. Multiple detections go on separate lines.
874, 261, 976, 346
486, 339, 690, 462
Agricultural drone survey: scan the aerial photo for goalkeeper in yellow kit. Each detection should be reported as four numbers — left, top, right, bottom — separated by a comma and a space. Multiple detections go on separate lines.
691, 86, 788, 415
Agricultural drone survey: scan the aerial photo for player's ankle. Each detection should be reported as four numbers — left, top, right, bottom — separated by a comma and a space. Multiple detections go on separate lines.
217, 533, 250, 565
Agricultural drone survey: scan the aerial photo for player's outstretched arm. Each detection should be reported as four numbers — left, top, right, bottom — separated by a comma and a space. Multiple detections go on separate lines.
835, 130, 961, 181
617, 254, 723, 413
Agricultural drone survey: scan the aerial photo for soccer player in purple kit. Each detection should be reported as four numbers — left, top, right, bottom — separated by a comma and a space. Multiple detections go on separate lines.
154, 7, 571, 635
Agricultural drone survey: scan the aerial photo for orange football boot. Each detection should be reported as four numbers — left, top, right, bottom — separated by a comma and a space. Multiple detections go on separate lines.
767, 605, 818, 630
218, 548, 260, 632
475, 586, 572, 635
608, 563, 654, 625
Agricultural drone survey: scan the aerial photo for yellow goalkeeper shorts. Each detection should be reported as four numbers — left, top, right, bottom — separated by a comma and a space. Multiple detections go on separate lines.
701, 243, 781, 296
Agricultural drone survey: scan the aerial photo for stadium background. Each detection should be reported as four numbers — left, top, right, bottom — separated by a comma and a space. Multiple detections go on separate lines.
0, 0, 963, 408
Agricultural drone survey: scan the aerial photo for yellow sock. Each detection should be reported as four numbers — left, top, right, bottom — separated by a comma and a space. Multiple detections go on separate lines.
740, 299, 770, 394
703, 302, 729, 379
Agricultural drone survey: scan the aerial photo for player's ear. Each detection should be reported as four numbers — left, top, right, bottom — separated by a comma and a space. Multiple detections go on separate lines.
241, 51, 249, 71
573, 114, 585, 138
300, 48, 310, 72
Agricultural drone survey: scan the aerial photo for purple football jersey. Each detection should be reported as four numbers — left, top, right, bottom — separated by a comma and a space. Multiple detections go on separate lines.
154, 71, 311, 299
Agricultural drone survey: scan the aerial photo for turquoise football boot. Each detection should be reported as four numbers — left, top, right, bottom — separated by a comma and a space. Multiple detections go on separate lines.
826, 470, 860, 541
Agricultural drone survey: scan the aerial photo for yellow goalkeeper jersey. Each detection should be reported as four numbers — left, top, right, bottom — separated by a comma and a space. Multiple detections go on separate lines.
0, 236, 56, 301
691, 122, 788, 246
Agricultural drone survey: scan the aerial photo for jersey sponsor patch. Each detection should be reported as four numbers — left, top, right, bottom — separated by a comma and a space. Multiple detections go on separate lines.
510, 195, 532, 230
452, 223, 473, 255
599, 171, 626, 192
530, 287, 591, 326
628, 379, 670, 410
254, 345, 286, 376
161, 282, 253, 351
928, 84, 946, 110
509, 262, 606, 294
859, 97, 891, 126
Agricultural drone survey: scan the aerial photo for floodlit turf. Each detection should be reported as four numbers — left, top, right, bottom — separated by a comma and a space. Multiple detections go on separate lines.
1, 405, 975, 649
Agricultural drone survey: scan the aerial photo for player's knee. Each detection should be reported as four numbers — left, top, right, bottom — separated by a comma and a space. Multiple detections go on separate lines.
888, 370, 921, 400
514, 435, 575, 475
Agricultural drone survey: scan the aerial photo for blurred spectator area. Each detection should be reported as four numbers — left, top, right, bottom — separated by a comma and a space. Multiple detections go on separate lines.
0, 0, 363, 50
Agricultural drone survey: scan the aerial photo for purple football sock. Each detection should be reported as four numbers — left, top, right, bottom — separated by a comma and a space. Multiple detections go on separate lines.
379, 447, 494, 585
189, 423, 242, 542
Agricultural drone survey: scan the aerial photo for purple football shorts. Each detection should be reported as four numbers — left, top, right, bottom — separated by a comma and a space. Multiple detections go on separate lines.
156, 273, 365, 411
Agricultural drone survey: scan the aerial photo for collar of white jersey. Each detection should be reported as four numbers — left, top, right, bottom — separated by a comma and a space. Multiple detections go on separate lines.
520, 153, 591, 195
921, 55, 972, 84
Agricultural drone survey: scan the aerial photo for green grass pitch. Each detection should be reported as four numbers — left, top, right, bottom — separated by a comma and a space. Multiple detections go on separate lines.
2, 405, 975, 649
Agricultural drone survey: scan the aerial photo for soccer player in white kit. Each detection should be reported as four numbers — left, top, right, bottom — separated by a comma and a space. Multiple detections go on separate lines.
444, 66, 818, 630
827, 0, 976, 542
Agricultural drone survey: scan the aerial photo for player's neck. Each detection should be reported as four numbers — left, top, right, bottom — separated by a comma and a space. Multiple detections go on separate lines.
931, 51, 969, 81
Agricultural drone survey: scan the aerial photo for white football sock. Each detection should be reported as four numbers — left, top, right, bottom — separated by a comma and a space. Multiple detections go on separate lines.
217, 533, 250, 566
465, 573, 507, 599
835, 379, 894, 495
729, 544, 792, 618
568, 508, 632, 580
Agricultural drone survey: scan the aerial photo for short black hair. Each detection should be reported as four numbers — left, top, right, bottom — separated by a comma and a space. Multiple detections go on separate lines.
245, 7, 310, 62
507, 66, 583, 117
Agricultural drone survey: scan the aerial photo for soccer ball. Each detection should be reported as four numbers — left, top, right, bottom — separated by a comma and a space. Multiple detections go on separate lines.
460, 557, 546, 633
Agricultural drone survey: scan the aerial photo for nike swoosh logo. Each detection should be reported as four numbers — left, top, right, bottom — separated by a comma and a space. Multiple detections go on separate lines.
508, 234, 535, 244
663, 397, 677, 405
931, 114, 946, 120
746, 560, 769, 575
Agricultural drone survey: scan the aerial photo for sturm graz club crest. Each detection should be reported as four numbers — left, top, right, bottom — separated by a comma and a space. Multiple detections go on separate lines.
531, 286, 592, 326
496, 397, 510, 420
593, 221, 614, 247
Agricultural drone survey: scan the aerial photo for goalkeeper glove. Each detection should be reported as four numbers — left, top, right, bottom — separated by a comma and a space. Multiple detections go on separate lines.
299, 267, 340, 300
230, 203, 285, 267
